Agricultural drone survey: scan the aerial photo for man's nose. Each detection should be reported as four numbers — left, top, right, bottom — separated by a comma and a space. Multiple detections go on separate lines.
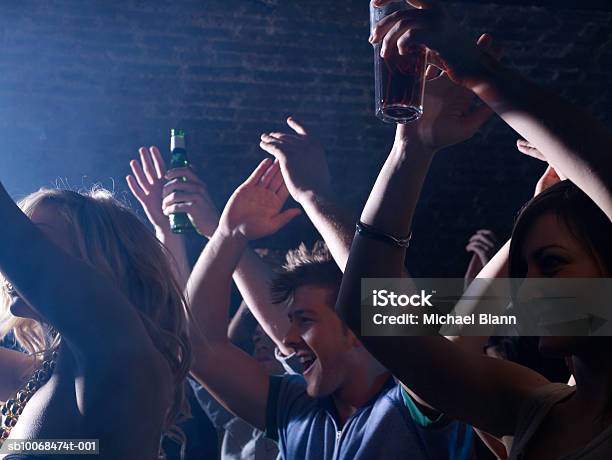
282, 322, 302, 348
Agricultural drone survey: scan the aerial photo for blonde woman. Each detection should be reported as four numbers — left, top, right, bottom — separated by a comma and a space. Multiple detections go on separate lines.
0, 186, 191, 459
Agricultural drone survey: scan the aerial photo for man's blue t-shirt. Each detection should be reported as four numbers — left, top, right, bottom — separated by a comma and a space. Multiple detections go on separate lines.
266, 375, 475, 460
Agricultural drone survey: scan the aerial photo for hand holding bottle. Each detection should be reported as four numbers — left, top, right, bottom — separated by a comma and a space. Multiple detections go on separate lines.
163, 168, 220, 239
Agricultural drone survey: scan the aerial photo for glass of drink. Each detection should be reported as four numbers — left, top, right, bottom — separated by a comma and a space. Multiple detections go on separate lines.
370, 1, 427, 124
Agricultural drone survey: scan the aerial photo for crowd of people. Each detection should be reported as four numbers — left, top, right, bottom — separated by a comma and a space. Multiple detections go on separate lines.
0, 0, 611, 459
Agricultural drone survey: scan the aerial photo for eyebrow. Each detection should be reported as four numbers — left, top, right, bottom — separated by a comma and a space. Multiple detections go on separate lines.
288, 308, 316, 320
532, 245, 567, 258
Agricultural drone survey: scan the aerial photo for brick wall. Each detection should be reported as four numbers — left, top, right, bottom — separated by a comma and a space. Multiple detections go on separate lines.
0, 0, 610, 275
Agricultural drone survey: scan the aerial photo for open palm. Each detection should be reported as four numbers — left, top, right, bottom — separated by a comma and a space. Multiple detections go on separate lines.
126, 146, 167, 230
220, 159, 301, 241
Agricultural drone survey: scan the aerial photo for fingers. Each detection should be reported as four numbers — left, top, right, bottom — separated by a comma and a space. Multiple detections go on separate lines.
468, 231, 497, 249
271, 208, 302, 230
244, 158, 274, 187
516, 138, 546, 161
266, 132, 295, 141
149, 146, 166, 179
370, 9, 426, 44
473, 229, 498, 244
162, 201, 193, 216
162, 191, 202, 211
466, 229, 498, 263
138, 146, 156, 184
126, 175, 146, 203
238, 154, 289, 197
465, 242, 490, 261
162, 179, 207, 198
269, 165, 286, 193
129, 159, 150, 194
260, 132, 298, 146
276, 182, 290, 203
165, 167, 205, 185
381, 17, 427, 58
466, 242, 494, 255
259, 138, 286, 160
286, 117, 308, 136
259, 161, 281, 188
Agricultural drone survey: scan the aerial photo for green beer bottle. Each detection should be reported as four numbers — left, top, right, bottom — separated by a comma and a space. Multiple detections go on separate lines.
168, 128, 194, 233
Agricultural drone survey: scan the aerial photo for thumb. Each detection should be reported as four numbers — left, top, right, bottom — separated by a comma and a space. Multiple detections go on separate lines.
287, 117, 308, 136
272, 208, 302, 229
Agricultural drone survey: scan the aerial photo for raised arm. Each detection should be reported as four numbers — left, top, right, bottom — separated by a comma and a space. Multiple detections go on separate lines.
187, 159, 300, 430
260, 117, 354, 271
0, 183, 154, 358
371, 0, 612, 219
126, 146, 191, 286
163, 164, 294, 355
336, 61, 549, 435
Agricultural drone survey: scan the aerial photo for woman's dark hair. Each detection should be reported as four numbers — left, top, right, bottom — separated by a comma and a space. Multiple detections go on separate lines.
509, 180, 612, 279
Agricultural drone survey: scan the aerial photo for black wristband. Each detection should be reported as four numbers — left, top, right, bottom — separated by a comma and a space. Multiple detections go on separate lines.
355, 221, 411, 248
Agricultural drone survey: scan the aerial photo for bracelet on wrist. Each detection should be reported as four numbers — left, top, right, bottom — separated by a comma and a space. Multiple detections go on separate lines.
355, 221, 411, 248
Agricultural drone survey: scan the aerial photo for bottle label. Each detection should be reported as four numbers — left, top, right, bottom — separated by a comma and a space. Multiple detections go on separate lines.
171, 135, 185, 151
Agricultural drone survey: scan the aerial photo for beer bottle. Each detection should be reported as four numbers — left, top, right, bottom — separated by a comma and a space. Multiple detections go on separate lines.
168, 128, 194, 233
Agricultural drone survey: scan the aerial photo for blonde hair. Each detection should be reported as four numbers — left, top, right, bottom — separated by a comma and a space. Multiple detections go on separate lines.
0, 187, 192, 456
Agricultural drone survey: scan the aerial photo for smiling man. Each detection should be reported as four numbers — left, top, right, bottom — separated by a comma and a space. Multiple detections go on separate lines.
187, 159, 476, 460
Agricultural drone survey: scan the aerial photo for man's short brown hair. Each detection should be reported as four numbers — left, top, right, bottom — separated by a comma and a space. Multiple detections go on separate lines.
271, 241, 342, 305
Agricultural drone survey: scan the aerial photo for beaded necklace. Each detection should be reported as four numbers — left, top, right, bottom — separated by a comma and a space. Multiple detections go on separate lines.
0, 350, 58, 445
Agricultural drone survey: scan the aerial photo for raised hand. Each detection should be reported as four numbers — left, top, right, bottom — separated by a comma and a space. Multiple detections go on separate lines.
218, 159, 302, 241
259, 117, 331, 204
464, 229, 499, 286
397, 69, 493, 151
162, 168, 220, 238
126, 146, 168, 232
516, 139, 567, 196
369, 0, 498, 89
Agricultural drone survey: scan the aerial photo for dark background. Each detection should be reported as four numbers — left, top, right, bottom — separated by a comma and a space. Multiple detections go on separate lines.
0, 0, 610, 276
